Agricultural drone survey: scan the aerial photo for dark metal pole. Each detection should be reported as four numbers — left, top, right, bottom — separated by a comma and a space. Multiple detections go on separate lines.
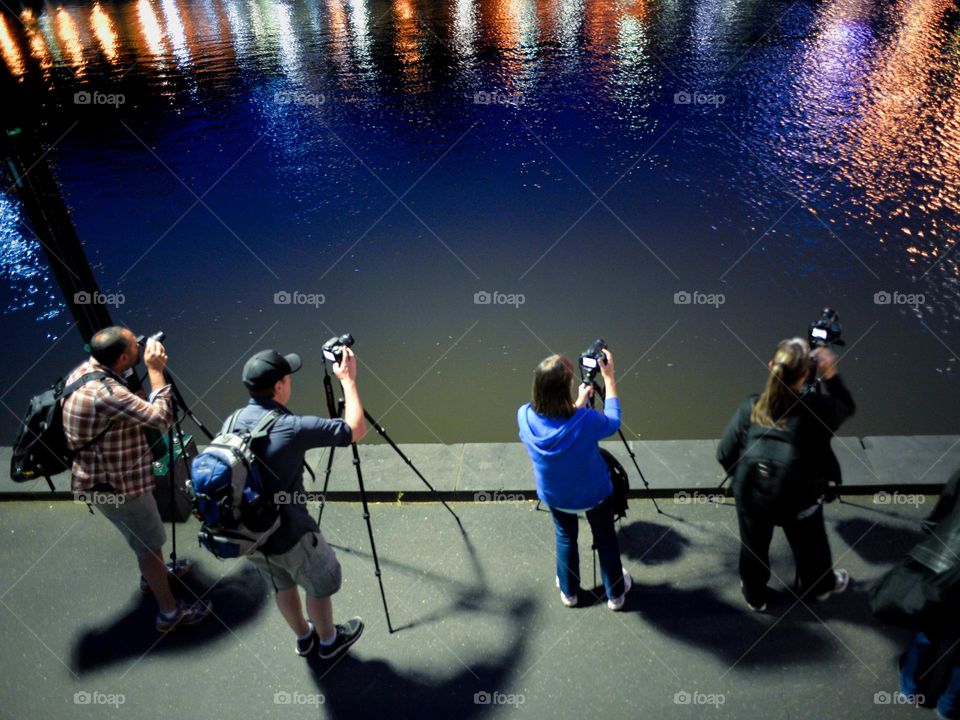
1, 70, 112, 343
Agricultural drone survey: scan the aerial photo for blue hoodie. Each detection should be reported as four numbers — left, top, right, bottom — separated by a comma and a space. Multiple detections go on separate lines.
517, 398, 621, 510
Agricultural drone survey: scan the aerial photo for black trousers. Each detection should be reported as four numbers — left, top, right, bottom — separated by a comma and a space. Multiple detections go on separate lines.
736, 504, 835, 606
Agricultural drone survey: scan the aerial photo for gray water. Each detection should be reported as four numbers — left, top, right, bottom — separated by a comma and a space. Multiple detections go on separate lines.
0, 0, 958, 444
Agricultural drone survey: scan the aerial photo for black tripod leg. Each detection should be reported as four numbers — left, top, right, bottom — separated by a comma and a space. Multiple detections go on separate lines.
316, 444, 336, 526
619, 430, 663, 514
167, 425, 177, 567
363, 410, 464, 531
351, 441, 394, 633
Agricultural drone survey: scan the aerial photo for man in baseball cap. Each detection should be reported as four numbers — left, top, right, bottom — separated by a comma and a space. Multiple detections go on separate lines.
232, 346, 366, 659
242, 350, 303, 391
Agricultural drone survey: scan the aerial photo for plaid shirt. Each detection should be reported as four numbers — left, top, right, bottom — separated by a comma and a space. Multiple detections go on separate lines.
62, 358, 173, 498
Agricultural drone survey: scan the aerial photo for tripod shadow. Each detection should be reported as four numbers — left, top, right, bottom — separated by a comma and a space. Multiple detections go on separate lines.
627, 582, 836, 667
835, 517, 926, 565
72, 564, 267, 674
307, 598, 534, 719
617, 519, 691, 565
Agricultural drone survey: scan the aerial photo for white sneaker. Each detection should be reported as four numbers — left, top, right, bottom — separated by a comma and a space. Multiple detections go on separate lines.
555, 576, 578, 607
815, 570, 850, 601
607, 569, 632, 611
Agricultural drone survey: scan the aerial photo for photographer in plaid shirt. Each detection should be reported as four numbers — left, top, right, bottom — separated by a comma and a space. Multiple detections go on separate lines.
63, 326, 211, 632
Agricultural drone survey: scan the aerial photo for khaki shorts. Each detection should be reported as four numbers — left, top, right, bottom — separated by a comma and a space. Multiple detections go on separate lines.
95, 491, 167, 558
246, 531, 342, 598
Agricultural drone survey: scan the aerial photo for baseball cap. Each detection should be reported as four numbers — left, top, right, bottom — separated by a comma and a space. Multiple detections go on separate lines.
242, 349, 302, 390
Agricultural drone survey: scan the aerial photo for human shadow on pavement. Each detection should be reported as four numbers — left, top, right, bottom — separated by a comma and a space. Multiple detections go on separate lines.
617, 520, 691, 565
307, 598, 534, 720
834, 517, 925, 565
72, 564, 268, 674
627, 582, 835, 667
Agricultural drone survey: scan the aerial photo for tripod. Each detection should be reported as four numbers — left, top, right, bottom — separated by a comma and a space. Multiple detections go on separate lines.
314, 361, 463, 634
582, 372, 663, 515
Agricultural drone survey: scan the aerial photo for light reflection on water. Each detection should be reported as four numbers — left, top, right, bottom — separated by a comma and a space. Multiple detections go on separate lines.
0, 0, 957, 442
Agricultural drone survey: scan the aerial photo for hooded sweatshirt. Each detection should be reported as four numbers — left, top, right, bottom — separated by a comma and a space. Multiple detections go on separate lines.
517, 398, 621, 511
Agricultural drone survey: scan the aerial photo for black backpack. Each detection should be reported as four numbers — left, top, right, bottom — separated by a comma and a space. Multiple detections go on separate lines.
10, 372, 112, 490
736, 420, 800, 523
600, 448, 630, 520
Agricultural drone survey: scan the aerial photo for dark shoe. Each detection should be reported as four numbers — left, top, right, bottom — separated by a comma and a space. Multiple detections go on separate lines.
141, 558, 193, 594
318, 618, 364, 660
155, 598, 213, 633
815, 570, 849, 602
740, 581, 767, 612
296, 622, 319, 657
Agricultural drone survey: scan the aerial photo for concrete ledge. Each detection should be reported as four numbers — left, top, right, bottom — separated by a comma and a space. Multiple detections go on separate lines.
3, 435, 956, 501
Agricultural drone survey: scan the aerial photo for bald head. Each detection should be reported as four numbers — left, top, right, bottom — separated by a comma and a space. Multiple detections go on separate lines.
91, 326, 137, 370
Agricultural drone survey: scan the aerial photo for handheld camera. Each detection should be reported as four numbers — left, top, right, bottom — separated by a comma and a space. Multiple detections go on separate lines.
322, 333, 355, 365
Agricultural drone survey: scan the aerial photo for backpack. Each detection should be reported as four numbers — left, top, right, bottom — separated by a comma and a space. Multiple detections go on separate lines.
10, 372, 112, 490
600, 448, 629, 520
190, 409, 282, 559
735, 420, 800, 523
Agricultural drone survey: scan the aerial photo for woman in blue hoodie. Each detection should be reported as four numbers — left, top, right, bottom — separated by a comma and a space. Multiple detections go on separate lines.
517, 350, 631, 610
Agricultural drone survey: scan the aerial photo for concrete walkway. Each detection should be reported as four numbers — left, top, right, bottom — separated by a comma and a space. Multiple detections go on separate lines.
0, 496, 948, 719
3, 435, 958, 499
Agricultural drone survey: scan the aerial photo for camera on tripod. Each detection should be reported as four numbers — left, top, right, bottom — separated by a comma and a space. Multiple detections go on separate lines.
136, 330, 165, 351
322, 333, 355, 364
807, 308, 843, 349
579, 338, 608, 382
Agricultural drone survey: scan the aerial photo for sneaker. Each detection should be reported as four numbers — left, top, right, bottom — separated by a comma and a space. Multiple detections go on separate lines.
141, 558, 193, 594
296, 622, 319, 657
155, 598, 213, 633
555, 576, 578, 607
740, 581, 767, 612
815, 569, 850, 602
607, 569, 632, 611
318, 617, 364, 660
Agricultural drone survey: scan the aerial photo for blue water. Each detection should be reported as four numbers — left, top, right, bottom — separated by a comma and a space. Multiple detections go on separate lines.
0, 0, 958, 443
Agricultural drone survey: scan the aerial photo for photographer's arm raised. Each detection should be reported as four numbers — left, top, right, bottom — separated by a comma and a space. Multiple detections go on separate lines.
334, 347, 367, 442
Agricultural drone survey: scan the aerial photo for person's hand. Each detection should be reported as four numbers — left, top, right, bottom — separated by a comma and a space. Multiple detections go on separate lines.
575, 382, 594, 408
143, 338, 168, 373
810, 347, 837, 379
333, 347, 358, 383
599, 348, 615, 380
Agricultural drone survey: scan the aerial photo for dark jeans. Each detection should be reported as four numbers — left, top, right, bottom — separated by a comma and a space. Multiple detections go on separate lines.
550, 496, 625, 600
900, 630, 960, 719
736, 503, 835, 606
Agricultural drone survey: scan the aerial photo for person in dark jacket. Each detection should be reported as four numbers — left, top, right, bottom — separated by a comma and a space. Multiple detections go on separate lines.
717, 337, 855, 611
898, 470, 960, 719
518, 351, 631, 610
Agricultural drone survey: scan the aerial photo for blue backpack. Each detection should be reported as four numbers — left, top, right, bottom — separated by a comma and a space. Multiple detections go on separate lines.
191, 410, 281, 559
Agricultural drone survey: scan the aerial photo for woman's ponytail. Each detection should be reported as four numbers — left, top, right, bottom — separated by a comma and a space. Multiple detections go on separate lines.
751, 338, 810, 428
